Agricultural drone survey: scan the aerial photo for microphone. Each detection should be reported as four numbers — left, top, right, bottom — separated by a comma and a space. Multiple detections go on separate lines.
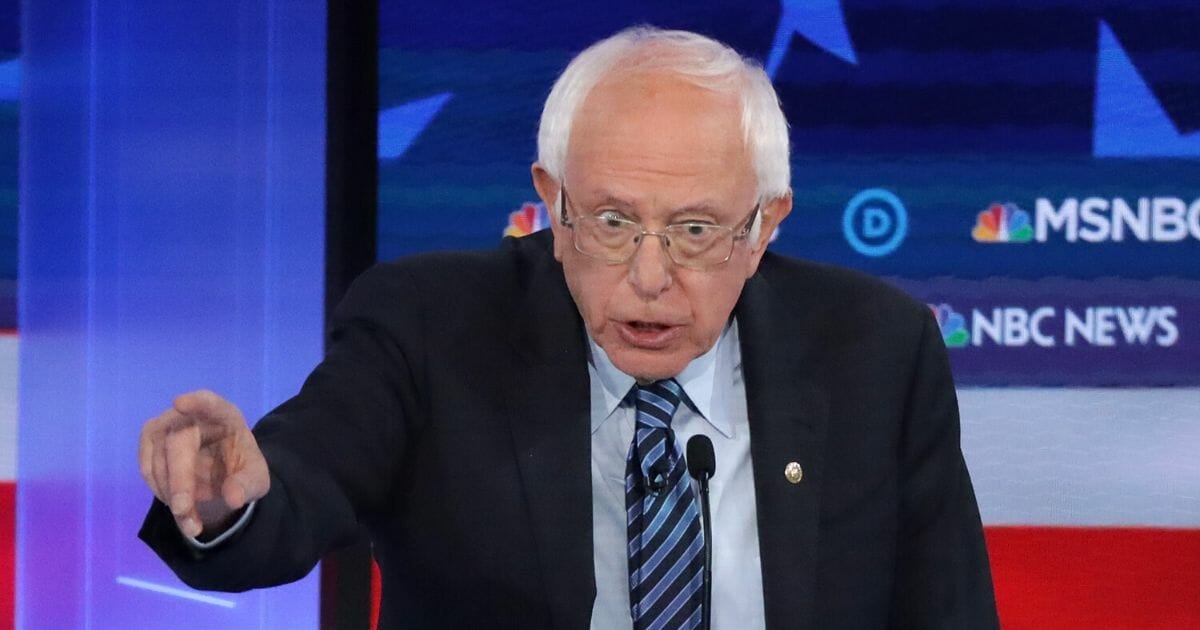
686, 435, 716, 630
646, 466, 669, 494
686, 435, 716, 481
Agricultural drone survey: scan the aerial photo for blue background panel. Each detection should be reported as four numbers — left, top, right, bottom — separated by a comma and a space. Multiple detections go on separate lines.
377, 1, 1200, 277
377, 0, 1200, 387
0, 0, 17, 329
18, 1, 326, 628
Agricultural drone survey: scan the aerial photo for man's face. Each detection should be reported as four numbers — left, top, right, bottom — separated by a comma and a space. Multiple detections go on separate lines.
534, 72, 790, 382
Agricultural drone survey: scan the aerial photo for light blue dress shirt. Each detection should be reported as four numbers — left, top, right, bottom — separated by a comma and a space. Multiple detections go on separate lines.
588, 320, 766, 629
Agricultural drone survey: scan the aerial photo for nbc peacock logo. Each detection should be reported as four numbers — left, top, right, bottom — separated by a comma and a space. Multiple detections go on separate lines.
503, 202, 549, 238
930, 303, 969, 348
972, 202, 1034, 243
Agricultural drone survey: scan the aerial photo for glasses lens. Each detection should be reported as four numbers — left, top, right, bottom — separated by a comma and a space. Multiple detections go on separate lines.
666, 224, 734, 269
570, 215, 736, 269
575, 215, 638, 262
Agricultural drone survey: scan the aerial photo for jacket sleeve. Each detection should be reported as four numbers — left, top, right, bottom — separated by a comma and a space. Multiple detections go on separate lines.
889, 312, 1000, 629
138, 263, 425, 591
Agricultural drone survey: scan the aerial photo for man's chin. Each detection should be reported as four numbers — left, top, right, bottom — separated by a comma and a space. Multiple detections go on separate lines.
607, 348, 689, 384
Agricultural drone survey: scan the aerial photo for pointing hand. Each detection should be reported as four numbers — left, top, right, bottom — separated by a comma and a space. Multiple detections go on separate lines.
138, 390, 270, 538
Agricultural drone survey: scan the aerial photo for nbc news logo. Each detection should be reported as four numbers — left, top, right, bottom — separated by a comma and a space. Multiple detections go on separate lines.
929, 303, 1178, 348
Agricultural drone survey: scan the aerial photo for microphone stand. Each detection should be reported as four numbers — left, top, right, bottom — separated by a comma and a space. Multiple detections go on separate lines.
697, 471, 713, 630
687, 435, 716, 630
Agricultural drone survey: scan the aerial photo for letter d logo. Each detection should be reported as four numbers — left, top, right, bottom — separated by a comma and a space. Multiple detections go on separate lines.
843, 188, 909, 257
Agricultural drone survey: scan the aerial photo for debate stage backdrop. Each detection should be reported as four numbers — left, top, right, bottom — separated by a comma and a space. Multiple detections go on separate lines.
377, 2, 1200, 628
4, 2, 1198, 629
14, 2, 327, 628
0, 1, 16, 627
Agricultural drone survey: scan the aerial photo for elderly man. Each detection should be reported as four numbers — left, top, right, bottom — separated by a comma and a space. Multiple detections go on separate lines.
139, 27, 999, 629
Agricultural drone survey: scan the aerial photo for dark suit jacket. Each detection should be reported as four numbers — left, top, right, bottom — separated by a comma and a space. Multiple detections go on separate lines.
141, 230, 998, 629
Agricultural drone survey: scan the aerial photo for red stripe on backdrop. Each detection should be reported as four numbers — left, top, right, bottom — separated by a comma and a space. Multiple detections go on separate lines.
370, 559, 381, 630
362, 526, 1200, 629
1, 482, 13, 630
2, 483, 1195, 630
986, 526, 1200, 630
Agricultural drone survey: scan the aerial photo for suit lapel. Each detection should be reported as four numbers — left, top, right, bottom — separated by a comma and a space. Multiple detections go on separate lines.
498, 238, 832, 628
736, 259, 831, 630
501, 236, 596, 629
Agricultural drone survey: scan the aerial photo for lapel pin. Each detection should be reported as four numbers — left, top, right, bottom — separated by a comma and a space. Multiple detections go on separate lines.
784, 461, 803, 484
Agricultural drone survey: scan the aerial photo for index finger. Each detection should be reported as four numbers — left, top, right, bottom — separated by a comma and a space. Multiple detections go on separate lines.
163, 422, 202, 535
138, 408, 183, 502
174, 390, 239, 422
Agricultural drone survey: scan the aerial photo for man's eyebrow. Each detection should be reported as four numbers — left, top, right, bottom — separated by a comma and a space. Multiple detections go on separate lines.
589, 193, 721, 218
589, 194, 636, 210
669, 203, 721, 220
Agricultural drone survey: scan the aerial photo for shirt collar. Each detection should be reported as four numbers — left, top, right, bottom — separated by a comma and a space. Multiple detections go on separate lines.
588, 320, 738, 438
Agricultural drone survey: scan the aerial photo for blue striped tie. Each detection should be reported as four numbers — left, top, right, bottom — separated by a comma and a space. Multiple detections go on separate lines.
625, 379, 704, 630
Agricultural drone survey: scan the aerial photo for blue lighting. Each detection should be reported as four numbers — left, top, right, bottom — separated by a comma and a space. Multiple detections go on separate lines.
18, 1, 326, 627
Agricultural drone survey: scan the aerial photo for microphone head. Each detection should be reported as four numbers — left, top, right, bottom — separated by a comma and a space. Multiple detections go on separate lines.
686, 435, 716, 481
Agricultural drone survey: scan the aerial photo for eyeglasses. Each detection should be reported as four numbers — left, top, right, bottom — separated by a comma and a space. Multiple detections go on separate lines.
559, 187, 760, 270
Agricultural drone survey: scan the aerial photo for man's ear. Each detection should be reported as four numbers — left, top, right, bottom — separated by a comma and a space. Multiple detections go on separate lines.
745, 190, 792, 278
530, 163, 568, 261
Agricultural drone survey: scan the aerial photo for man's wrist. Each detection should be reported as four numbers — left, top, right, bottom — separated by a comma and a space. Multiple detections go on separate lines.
182, 501, 257, 551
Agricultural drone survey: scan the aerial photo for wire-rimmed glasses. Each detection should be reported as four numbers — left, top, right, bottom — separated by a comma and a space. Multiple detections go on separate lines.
559, 187, 760, 270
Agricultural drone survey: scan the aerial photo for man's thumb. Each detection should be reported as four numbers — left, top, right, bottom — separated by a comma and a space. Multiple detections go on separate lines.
223, 467, 269, 509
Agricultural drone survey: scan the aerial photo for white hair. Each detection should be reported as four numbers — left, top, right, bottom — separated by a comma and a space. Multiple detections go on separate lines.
537, 26, 791, 212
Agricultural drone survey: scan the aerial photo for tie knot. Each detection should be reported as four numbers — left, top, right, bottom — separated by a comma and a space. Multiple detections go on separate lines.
634, 379, 683, 428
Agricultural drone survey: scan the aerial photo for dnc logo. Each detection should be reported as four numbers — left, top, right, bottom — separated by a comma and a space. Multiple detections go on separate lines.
843, 188, 908, 257
972, 202, 1033, 243
930, 303, 969, 348
503, 202, 549, 237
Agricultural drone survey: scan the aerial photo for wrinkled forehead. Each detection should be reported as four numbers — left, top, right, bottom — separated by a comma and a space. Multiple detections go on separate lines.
576, 62, 745, 130
566, 70, 751, 179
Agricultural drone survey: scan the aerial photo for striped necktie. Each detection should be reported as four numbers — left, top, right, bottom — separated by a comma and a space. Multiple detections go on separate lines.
625, 379, 705, 629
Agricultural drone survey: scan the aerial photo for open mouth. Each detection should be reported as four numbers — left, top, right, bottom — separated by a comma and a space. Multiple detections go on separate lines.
617, 319, 682, 349
628, 320, 671, 332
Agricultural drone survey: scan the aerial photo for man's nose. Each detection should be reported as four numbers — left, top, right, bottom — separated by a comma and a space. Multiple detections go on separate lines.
626, 234, 673, 298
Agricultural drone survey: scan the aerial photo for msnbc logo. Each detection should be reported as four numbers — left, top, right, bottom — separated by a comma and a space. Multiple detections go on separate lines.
503, 202, 549, 238
930, 303, 969, 348
972, 202, 1033, 243
975, 197, 1200, 243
